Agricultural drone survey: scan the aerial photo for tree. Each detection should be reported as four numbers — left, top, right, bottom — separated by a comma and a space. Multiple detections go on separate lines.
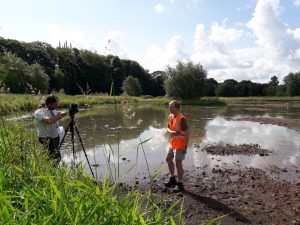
108, 55, 126, 95
206, 78, 218, 96
122, 59, 153, 95
215, 79, 238, 97
27, 63, 49, 94
164, 61, 207, 99
122, 76, 142, 96
283, 72, 300, 96
269, 76, 279, 86
150, 71, 167, 96
0, 52, 49, 93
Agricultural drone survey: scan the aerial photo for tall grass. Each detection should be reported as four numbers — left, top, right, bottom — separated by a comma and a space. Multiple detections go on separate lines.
0, 94, 226, 116
0, 119, 186, 224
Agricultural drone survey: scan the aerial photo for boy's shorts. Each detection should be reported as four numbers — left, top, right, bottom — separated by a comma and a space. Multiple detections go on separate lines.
167, 148, 186, 160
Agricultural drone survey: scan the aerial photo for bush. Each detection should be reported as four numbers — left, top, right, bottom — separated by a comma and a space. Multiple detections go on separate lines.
122, 75, 142, 96
164, 61, 207, 99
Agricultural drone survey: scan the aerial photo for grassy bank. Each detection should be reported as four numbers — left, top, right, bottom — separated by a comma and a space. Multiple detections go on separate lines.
0, 94, 226, 116
220, 96, 300, 103
0, 118, 187, 224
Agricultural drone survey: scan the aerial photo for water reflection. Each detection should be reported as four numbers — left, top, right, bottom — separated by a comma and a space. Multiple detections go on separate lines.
194, 117, 300, 171
60, 105, 300, 182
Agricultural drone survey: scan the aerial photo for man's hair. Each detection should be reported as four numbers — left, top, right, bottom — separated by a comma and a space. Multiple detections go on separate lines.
169, 100, 180, 110
45, 95, 59, 105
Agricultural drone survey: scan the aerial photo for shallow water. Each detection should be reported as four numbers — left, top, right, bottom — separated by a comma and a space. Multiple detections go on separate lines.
59, 104, 300, 182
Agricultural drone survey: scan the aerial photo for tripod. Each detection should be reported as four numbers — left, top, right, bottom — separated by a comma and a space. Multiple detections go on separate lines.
58, 114, 95, 179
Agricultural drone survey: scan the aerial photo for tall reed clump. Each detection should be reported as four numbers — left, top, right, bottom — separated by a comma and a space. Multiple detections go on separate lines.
0, 118, 185, 224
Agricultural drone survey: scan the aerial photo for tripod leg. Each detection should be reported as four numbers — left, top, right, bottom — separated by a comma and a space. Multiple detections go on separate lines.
74, 125, 96, 180
58, 123, 70, 150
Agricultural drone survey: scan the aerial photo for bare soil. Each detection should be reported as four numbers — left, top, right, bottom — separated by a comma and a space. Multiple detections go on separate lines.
138, 142, 300, 224
199, 143, 272, 156
151, 167, 300, 225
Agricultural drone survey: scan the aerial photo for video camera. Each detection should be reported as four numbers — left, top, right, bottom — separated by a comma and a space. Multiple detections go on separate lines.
69, 103, 79, 117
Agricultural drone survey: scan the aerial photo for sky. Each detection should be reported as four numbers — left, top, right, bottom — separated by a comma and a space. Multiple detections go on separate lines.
0, 0, 300, 83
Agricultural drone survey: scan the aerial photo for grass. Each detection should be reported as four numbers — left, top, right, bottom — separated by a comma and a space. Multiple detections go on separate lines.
220, 96, 300, 103
0, 94, 226, 116
0, 118, 188, 224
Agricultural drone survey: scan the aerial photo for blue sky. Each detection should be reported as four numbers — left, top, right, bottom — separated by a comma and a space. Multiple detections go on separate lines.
0, 0, 300, 83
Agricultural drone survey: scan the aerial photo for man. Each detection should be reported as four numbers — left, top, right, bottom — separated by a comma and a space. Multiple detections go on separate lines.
165, 100, 190, 191
34, 95, 67, 164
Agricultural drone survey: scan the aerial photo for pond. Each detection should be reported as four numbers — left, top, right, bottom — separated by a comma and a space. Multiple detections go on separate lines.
59, 104, 300, 183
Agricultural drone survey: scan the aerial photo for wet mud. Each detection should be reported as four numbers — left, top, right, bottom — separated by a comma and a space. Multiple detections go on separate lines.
149, 167, 300, 225
198, 143, 272, 156
138, 141, 300, 224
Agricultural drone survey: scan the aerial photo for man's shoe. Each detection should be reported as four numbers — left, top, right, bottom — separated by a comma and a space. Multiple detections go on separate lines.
164, 176, 177, 188
172, 182, 184, 192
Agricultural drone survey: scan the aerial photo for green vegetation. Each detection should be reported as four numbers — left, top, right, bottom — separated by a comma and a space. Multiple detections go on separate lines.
1, 37, 299, 99
0, 118, 186, 224
122, 76, 142, 96
220, 96, 300, 103
164, 61, 207, 99
0, 94, 226, 116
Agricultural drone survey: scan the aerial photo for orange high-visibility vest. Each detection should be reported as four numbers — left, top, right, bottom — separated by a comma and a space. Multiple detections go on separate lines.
168, 113, 187, 150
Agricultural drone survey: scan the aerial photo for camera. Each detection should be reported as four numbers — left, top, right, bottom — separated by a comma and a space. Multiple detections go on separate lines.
69, 103, 79, 116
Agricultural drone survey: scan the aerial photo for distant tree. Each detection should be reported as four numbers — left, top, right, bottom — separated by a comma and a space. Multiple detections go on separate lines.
275, 84, 287, 96
215, 79, 238, 97
28, 63, 49, 94
122, 59, 153, 95
236, 80, 253, 97
263, 85, 277, 96
206, 78, 218, 96
284, 72, 300, 96
164, 61, 207, 99
0, 52, 49, 93
108, 55, 126, 95
269, 76, 279, 86
52, 66, 65, 92
150, 71, 167, 96
122, 75, 142, 96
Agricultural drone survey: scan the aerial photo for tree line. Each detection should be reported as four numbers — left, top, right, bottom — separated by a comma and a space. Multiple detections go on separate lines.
0, 37, 299, 98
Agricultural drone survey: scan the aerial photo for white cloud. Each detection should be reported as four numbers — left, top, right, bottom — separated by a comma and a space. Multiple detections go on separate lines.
101, 30, 128, 58
47, 24, 96, 50
294, 0, 300, 7
154, 3, 166, 13
189, 0, 300, 83
145, 35, 188, 71
209, 19, 244, 44
187, 0, 202, 9
247, 0, 300, 58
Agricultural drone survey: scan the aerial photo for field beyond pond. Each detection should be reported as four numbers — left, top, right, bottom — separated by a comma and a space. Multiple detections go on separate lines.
0, 94, 226, 116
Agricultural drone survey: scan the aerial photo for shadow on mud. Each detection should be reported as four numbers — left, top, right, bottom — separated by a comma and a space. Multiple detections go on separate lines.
183, 190, 251, 224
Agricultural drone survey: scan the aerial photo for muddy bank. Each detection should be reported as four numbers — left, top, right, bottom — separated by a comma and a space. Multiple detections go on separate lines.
149, 168, 300, 225
197, 143, 272, 156
234, 117, 300, 129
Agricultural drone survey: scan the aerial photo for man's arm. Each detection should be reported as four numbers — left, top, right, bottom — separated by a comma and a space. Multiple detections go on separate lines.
181, 118, 190, 153
41, 111, 67, 124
